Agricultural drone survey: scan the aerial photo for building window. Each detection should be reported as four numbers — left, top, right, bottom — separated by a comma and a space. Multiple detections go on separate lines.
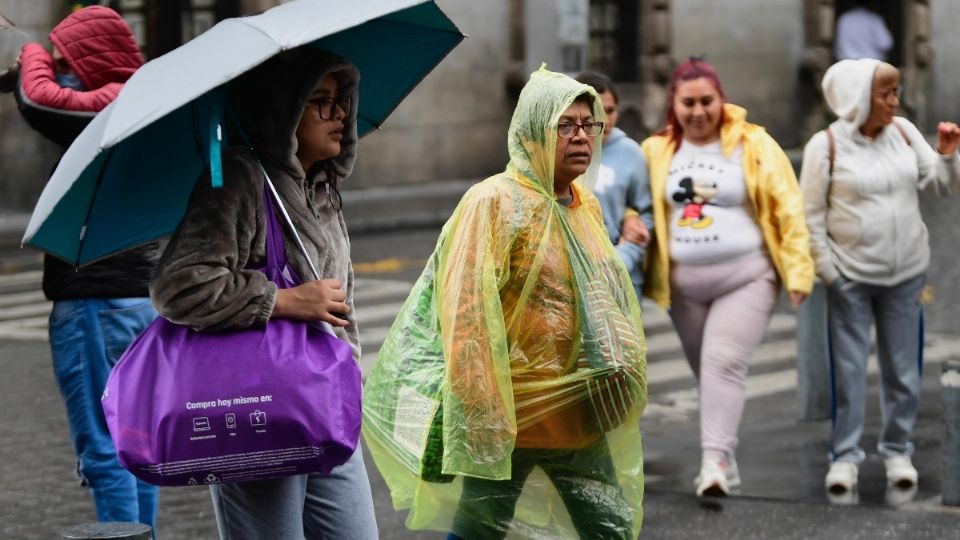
183, 0, 218, 41
110, 0, 240, 59
117, 0, 147, 48
589, 0, 638, 81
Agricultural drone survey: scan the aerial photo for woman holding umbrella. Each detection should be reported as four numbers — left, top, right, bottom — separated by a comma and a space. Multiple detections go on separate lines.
150, 48, 378, 539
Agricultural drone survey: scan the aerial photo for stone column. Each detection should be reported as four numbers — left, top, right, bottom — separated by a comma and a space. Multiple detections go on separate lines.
0, 0, 64, 212
798, 0, 834, 143
794, 0, 835, 421
637, 0, 672, 135
901, 0, 932, 127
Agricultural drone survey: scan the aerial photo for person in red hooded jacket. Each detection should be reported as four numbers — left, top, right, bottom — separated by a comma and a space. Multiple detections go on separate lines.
2, 7, 161, 531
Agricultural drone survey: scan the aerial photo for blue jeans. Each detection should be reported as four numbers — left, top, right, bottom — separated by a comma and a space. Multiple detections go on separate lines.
49, 298, 159, 529
827, 274, 925, 464
209, 447, 378, 540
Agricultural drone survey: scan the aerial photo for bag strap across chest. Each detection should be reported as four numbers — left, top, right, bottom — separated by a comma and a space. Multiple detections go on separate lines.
824, 122, 911, 177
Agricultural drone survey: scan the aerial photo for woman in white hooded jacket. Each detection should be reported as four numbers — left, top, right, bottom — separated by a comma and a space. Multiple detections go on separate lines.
800, 58, 960, 495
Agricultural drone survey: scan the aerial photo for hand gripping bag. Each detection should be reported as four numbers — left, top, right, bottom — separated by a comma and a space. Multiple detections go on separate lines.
102, 176, 362, 487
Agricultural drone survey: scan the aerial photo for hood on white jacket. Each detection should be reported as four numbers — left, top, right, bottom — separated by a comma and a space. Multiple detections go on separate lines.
822, 58, 880, 130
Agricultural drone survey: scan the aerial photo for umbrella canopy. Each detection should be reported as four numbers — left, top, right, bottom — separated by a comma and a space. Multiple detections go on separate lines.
23, 0, 463, 265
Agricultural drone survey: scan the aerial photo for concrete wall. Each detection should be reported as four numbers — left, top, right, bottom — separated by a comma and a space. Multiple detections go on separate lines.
918, 1, 960, 333
670, 0, 806, 147
348, 0, 513, 189
0, 0, 63, 212
928, 0, 960, 130
0, 0, 514, 207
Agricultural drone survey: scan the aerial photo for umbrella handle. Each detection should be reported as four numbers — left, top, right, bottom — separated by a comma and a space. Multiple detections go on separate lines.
259, 163, 322, 282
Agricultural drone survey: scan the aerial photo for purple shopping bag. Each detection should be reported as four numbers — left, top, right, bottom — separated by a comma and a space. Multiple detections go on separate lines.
102, 179, 361, 487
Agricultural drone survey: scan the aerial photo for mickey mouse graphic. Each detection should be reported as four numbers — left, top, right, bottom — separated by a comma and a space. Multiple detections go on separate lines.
673, 177, 718, 229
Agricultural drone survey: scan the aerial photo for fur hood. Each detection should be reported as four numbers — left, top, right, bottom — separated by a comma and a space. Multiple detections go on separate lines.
229, 47, 360, 192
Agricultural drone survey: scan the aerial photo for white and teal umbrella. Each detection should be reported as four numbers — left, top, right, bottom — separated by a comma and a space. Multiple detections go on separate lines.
23, 0, 464, 265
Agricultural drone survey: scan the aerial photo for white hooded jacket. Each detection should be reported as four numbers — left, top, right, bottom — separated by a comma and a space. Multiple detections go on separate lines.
799, 58, 960, 286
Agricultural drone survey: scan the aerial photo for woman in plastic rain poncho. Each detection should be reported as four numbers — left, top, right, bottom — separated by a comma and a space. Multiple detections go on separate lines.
362, 66, 648, 539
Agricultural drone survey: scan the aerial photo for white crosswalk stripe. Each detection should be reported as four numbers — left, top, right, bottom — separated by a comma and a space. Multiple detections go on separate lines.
0, 270, 48, 340
1, 270, 958, 424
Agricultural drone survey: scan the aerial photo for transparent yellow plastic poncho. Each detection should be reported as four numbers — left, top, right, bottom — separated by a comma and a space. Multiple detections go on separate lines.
362, 67, 648, 539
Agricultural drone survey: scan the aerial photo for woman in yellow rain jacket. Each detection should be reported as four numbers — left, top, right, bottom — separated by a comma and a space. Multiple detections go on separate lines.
642, 58, 813, 497
363, 66, 647, 539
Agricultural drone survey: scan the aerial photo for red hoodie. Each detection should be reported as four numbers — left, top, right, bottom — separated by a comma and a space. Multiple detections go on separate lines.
18, 6, 142, 112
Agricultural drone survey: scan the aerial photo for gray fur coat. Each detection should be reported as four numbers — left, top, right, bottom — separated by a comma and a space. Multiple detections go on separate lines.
150, 48, 361, 360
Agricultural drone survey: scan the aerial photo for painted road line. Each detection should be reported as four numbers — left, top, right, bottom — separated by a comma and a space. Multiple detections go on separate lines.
353, 302, 407, 326
353, 258, 428, 274
647, 338, 797, 386
0, 290, 48, 308
353, 278, 413, 303
0, 316, 49, 341
0, 270, 43, 289
643, 333, 960, 421
645, 313, 797, 357
0, 302, 52, 322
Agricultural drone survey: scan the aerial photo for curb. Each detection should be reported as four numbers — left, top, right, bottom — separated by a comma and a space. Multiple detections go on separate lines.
341, 178, 475, 234
0, 213, 28, 250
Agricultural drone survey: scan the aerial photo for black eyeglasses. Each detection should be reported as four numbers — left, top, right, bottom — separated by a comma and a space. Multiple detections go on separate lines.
306, 96, 352, 120
557, 121, 604, 138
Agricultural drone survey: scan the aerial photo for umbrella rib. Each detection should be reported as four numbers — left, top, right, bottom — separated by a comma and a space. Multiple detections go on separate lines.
73, 148, 116, 267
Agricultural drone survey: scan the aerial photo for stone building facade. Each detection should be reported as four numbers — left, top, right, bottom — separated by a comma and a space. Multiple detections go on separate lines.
1, 0, 958, 209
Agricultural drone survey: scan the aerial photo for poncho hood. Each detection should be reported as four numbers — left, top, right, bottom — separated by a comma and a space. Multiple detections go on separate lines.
822, 58, 881, 131
507, 65, 605, 196
228, 47, 359, 187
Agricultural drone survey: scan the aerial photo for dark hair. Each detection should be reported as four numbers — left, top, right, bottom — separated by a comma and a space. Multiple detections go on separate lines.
572, 91, 595, 109
308, 161, 343, 212
663, 57, 726, 152
575, 70, 618, 103
855, 0, 881, 11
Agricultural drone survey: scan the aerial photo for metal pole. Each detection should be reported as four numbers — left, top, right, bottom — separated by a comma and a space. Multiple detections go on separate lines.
795, 281, 831, 421
942, 360, 960, 506
60, 522, 152, 540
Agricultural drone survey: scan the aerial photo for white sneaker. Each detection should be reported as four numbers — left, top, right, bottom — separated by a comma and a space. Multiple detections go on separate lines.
884, 455, 918, 488
885, 483, 918, 506
695, 459, 733, 497
725, 459, 742, 489
825, 461, 858, 493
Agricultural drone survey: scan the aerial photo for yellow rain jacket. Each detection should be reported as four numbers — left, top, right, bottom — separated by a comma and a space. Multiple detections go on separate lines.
363, 67, 648, 539
641, 103, 815, 307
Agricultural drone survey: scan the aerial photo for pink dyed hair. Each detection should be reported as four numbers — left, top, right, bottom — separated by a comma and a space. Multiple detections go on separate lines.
663, 58, 726, 152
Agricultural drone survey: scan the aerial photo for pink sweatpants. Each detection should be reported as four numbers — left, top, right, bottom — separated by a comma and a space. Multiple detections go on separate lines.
669, 252, 779, 463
